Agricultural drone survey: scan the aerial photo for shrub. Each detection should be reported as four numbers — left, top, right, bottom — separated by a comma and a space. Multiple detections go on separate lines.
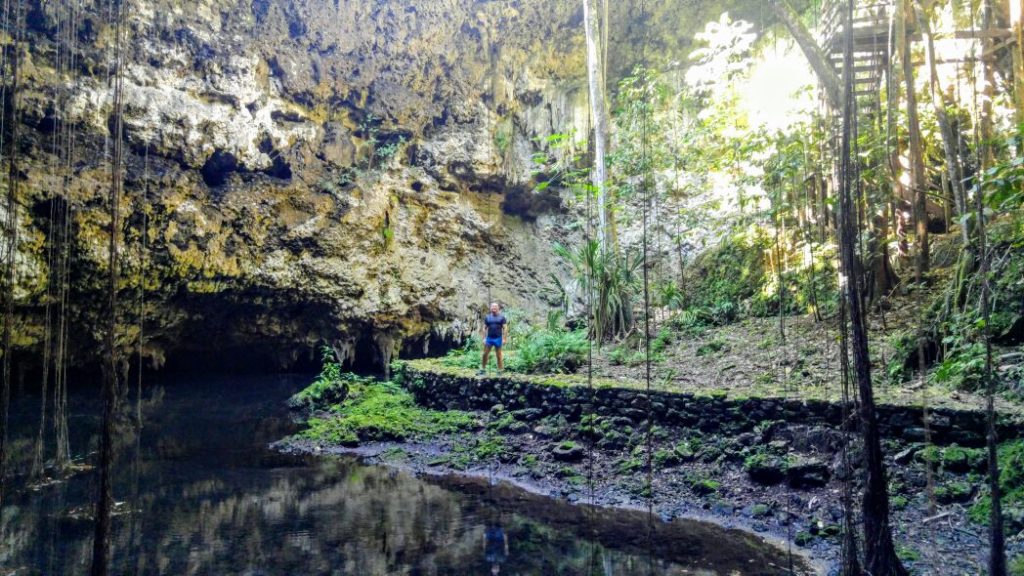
440, 317, 589, 374
288, 347, 358, 411
508, 328, 588, 373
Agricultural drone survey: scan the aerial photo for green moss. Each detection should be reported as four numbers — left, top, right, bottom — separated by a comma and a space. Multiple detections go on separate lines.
617, 457, 644, 474
653, 448, 681, 468
295, 375, 477, 446
968, 439, 1024, 532
1010, 555, 1024, 576
794, 531, 814, 547
935, 481, 973, 504
941, 444, 986, 472
687, 474, 720, 495
896, 544, 921, 563
447, 433, 509, 469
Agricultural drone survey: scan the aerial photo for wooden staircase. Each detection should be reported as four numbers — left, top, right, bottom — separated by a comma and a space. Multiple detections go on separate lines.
818, 1, 897, 103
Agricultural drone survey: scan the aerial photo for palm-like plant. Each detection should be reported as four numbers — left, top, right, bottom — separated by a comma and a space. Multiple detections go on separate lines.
553, 240, 640, 342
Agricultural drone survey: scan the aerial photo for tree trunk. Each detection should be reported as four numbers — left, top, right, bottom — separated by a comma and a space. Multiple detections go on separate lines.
920, 3, 970, 246
837, 1, 908, 573
772, 0, 843, 110
0, 3, 24, 514
92, 2, 128, 574
979, 2, 1007, 573
583, 0, 611, 249
1012, 0, 1023, 125
898, 0, 928, 275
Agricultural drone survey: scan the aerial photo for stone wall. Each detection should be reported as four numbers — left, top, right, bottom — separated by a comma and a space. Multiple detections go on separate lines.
401, 365, 1023, 447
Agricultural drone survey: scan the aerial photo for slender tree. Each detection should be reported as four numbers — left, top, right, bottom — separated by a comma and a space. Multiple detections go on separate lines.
583, 0, 611, 248
977, 2, 1007, 572
1013, 0, 1024, 124
918, 2, 970, 246
92, 0, 128, 573
772, 0, 843, 110
837, 1, 908, 573
0, 0, 25, 513
897, 0, 928, 275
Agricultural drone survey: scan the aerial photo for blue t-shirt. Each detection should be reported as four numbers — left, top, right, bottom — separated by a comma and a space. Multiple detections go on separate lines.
484, 314, 506, 339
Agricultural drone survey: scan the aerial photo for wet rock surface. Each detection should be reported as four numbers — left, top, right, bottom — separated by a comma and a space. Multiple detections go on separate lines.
278, 362, 1024, 574
281, 390, 1023, 576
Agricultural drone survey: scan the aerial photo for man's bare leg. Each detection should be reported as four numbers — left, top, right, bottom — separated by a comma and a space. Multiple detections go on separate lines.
495, 348, 503, 372
481, 345, 492, 372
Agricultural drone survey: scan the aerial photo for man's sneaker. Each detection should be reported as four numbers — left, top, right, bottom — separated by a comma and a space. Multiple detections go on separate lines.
477, 370, 486, 376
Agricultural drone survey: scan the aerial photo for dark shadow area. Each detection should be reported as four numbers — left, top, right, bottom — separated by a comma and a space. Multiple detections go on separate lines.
201, 150, 239, 187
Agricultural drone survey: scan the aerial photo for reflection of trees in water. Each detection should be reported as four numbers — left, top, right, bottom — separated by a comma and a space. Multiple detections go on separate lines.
3, 377, 800, 575
2, 458, 693, 575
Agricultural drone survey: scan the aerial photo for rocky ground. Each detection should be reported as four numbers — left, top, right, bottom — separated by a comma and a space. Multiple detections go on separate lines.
278, 397, 1023, 576
593, 290, 1024, 414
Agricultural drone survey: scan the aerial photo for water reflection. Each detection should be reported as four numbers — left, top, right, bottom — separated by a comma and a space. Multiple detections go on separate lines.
2, 374, 808, 575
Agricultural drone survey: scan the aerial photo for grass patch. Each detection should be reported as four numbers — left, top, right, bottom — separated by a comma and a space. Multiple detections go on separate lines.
696, 336, 728, 357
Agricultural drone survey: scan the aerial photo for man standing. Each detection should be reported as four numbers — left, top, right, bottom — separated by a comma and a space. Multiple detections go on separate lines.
479, 302, 508, 375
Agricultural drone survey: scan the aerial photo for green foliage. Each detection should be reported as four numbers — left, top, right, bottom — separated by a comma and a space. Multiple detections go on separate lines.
885, 331, 917, 384
928, 208, 1024, 393
375, 136, 406, 164
934, 481, 973, 504
981, 127, 1024, 211
1011, 555, 1024, 576
685, 227, 767, 312
440, 319, 589, 375
968, 439, 1024, 533
553, 240, 641, 341
296, 374, 477, 446
494, 119, 513, 156
687, 473, 721, 495
289, 347, 352, 410
696, 336, 728, 357
440, 336, 484, 370
896, 545, 922, 563
932, 324, 988, 391
510, 328, 588, 373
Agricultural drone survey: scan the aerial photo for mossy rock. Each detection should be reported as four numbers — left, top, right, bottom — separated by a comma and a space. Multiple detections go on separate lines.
688, 477, 720, 495
786, 458, 831, 489
935, 481, 974, 504
744, 452, 787, 486
552, 441, 585, 462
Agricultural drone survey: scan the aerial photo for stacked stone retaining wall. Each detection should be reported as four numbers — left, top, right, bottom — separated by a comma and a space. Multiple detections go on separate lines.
400, 364, 1023, 447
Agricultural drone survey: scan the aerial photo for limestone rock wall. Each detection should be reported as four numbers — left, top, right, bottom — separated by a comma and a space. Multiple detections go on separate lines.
4, 0, 754, 371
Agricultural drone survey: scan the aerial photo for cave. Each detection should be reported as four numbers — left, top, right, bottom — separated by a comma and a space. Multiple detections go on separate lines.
201, 150, 240, 187
6, 0, 1024, 574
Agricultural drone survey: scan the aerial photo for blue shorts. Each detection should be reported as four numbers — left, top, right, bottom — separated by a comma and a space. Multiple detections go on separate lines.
485, 336, 503, 348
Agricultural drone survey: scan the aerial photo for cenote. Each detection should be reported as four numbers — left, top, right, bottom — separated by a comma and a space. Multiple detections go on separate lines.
2, 375, 806, 575
5, 0, 1024, 574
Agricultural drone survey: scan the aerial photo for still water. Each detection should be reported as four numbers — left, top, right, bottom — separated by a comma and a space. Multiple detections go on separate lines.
2, 374, 806, 575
